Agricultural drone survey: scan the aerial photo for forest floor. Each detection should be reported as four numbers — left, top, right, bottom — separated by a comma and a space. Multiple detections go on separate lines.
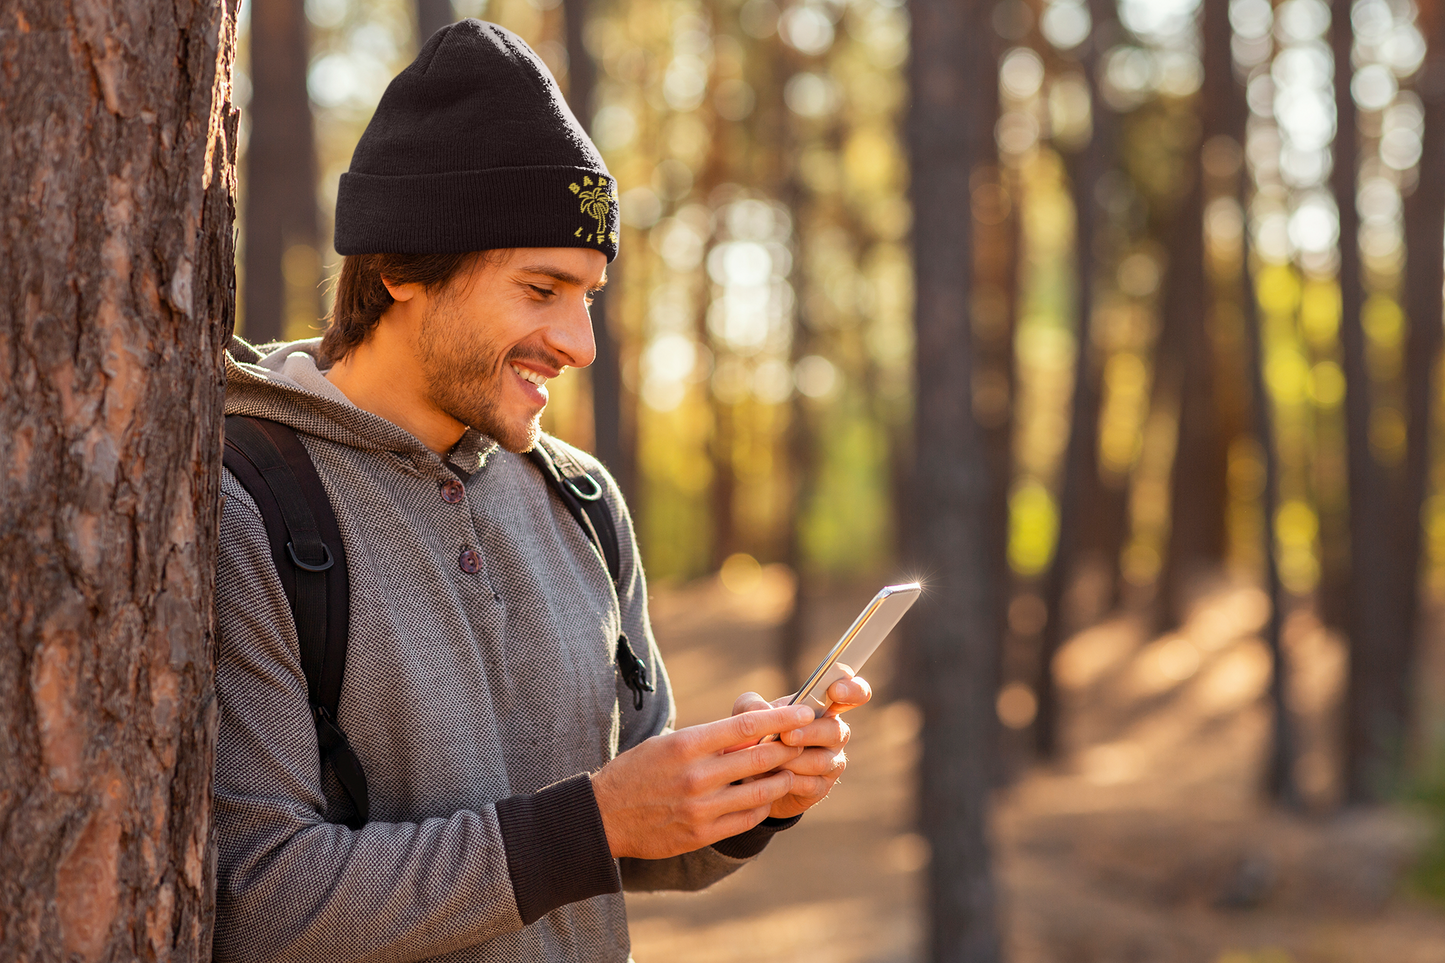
624, 567, 1445, 963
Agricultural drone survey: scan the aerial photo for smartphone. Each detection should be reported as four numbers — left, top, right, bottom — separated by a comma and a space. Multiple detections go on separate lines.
764, 582, 922, 739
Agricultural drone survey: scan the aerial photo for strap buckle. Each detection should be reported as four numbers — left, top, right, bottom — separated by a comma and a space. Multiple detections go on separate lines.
287, 541, 335, 572
563, 472, 605, 502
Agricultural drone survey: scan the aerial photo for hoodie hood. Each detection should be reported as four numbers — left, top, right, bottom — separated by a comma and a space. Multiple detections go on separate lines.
224, 336, 497, 472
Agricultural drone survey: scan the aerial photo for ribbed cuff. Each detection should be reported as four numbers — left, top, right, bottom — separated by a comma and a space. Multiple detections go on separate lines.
711, 814, 802, 859
495, 773, 622, 925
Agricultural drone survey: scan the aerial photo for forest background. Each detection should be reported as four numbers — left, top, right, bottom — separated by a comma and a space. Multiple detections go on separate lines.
238, 0, 1445, 955
241, 0, 1445, 799
7, 0, 1445, 957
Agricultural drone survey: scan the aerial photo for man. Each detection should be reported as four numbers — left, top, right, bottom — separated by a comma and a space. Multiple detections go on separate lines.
213, 20, 869, 963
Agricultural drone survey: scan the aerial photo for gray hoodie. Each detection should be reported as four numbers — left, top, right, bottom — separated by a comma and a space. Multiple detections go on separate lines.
214, 339, 787, 963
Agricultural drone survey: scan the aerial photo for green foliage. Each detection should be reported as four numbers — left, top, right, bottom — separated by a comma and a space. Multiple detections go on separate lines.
1405, 759, 1445, 903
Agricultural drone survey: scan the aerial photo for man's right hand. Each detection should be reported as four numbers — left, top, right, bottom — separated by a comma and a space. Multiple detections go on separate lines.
590, 704, 815, 859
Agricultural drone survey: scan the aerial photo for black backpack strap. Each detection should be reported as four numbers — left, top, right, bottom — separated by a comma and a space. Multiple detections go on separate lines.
525, 440, 653, 708
525, 439, 621, 586
222, 415, 369, 829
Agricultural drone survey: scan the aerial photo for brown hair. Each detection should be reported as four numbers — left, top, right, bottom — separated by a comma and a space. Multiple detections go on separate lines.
320, 252, 488, 367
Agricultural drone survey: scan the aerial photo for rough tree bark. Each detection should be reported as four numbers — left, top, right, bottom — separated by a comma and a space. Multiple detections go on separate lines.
1333, 0, 1395, 803
1033, 0, 1119, 759
908, 0, 1001, 956
244, 0, 316, 344
0, 1, 238, 960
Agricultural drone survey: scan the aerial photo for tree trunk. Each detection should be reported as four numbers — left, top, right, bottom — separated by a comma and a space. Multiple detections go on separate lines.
778, 309, 818, 693
1157, 0, 1231, 630
244, 0, 317, 344
1385, 0, 1445, 791
1242, 217, 1296, 804
416, 0, 453, 45
562, 0, 630, 492
778, 200, 817, 691
0, 1, 238, 960
1033, 0, 1118, 759
908, 0, 1001, 956
1333, 0, 1393, 803
965, 18, 1014, 780
1228, 125, 1296, 806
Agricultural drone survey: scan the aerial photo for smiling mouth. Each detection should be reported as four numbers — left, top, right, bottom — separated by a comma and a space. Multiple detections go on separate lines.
510, 363, 550, 387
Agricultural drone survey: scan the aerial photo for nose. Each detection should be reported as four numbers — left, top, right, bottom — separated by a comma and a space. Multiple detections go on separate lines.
547, 292, 598, 369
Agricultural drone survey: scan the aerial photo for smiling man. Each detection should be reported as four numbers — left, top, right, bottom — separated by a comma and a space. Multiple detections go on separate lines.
212, 20, 868, 963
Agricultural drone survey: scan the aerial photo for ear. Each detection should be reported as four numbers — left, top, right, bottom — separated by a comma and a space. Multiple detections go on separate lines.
380, 276, 420, 303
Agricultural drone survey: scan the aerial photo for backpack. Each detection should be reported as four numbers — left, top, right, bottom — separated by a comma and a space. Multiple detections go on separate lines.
221, 414, 654, 830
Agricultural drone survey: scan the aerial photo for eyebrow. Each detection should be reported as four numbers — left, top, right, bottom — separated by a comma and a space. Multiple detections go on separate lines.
515, 265, 609, 290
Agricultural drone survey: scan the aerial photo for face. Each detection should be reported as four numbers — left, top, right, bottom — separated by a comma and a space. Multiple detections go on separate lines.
411, 247, 605, 452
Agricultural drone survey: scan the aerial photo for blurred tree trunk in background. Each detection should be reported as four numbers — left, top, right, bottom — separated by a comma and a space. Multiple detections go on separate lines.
562, 0, 631, 489
0, 0, 237, 958
1033, 0, 1118, 759
1156, 0, 1231, 630
908, 0, 1001, 956
1334, 0, 1394, 803
417, 0, 453, 43
967, 26, 1012, 777
779, 249, 818, 691
1223, 16, 1296, 803
1385, 0, 1445, 794
778, 80, 821, 693
246, 0, 317, 343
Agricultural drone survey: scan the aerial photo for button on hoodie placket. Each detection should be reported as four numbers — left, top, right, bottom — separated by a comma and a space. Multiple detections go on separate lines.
440, 477, 504, 603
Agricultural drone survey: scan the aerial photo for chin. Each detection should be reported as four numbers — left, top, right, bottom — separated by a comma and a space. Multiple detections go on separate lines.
491, 412, 543, 454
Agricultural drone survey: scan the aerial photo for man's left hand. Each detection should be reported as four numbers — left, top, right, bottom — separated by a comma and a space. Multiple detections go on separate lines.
729, 674, 872, 820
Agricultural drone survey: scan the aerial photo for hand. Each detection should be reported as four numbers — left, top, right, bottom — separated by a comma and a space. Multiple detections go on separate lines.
590, 703, 815, 859
731, 673, 872, 820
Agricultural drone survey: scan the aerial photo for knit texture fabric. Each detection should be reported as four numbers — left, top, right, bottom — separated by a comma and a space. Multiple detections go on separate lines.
334, 19, 620, 260
213, 338, 791, 963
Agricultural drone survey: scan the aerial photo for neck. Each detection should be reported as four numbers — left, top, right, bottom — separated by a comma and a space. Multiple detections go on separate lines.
324, 331, 465, 456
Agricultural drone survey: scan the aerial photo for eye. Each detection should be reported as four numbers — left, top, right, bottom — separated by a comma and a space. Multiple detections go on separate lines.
529, 284, 556, 298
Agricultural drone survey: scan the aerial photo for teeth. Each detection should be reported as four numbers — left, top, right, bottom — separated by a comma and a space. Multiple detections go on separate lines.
511, 363, 548, 386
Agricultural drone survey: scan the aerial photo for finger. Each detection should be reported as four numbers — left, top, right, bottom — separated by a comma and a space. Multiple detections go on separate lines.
710, 740, 806, 785
709, 802, 774, 841
779, 747, 847, 777
784, 773, 832, 801
825, 675, 872, 710
688, 704, 817, 755
710, 768, 795, 817
731, 691, 772, 716
781, 715, 850, 749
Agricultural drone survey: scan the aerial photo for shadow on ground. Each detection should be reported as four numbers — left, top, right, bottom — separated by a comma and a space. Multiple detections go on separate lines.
626, 568, 1445, 963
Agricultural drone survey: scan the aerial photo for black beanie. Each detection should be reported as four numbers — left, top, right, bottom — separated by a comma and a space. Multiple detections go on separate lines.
334, 20, 619, 261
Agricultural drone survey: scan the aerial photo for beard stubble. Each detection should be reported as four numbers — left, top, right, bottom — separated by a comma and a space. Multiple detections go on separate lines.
414, 293, 553, 453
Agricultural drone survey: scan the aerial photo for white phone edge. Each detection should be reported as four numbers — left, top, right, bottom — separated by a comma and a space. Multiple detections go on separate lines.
759, 581, 921, 742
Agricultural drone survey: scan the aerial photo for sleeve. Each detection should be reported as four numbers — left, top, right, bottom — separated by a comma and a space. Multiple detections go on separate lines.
211, 470, 619, 963
592, 462, 800, 893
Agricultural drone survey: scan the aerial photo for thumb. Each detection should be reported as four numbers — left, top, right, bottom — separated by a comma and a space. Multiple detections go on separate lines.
731, 691, 774, 715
